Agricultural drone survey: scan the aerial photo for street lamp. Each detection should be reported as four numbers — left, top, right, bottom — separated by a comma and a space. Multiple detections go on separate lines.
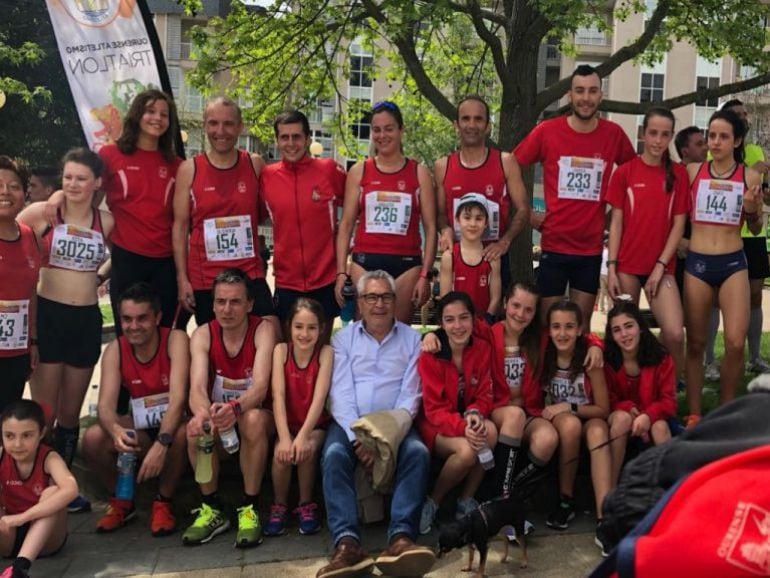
0, 91, 6, 109
180, 129, 189, 143
309, 140, 323, 157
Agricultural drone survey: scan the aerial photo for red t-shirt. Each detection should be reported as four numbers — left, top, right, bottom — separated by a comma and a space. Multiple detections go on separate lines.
0, 223, 40, 358
0, 444, 52, 515
100, 145, 181, 258
352, 158, 422, 256
606, 157, 689, 275
260, 156, 346, 292
188, 151, 264, 291
443, 148, 510, 242
119, 327, 172, 399
514, 116, 636, 255
451, 243, 492, 316
283, 343, 330, 436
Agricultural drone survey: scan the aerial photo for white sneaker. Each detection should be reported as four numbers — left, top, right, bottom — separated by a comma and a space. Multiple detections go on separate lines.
704, 362, 720, 381
419, 498, 437, 535
505, 520, 535, 543
455, 497, 479, 520
747, 358, 770, 374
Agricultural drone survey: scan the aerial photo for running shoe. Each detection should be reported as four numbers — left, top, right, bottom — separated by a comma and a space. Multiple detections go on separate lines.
456, 497, 479, 519
68, 494, 92, 514
182, 503, 230, 545
96, 498, 135, 533
235, 504, 263, 548
747, 357, 770, 374
703, 362, 720, 382
263, 503, 288, 537
595, 520, 611, 557
419, 497, 437, 535
295, 502, 321, 535
150, 500, 177, 537
546, 499, 575, 530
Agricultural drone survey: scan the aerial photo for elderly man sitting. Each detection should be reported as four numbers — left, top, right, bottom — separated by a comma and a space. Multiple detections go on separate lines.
317, 270, 435, 578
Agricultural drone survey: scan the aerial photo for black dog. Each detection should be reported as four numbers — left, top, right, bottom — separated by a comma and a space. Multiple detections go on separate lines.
437, 495, 528, 577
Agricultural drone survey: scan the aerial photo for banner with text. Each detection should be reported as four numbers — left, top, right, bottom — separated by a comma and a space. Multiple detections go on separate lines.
45, 0, 167, 151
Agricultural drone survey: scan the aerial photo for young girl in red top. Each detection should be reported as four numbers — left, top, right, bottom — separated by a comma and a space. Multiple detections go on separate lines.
606, 107, 688, 376
604, 301, 677, 486
539, 300, 611, 555
0, 400, 77, 578
265, 298, 332, 537
417, 292, 497, 534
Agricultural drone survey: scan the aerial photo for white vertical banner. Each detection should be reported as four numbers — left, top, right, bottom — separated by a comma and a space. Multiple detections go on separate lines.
45, 0, 164, 151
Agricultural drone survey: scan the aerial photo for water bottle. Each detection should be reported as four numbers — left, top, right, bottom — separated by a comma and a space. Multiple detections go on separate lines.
477, 444, 495, 471
88, 384, 99, 418
340, 277, 356, 326
195, 422, 214, 484
115, 430, 137, 500
219, 425, 240, 454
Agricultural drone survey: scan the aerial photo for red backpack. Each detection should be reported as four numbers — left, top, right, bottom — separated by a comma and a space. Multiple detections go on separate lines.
591, 444, 770, 577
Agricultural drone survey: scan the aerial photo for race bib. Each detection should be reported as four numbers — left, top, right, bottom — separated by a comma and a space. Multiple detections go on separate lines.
0, 300, 28, 351
203, 215, 255, 261
557, 156, 604, 201
211, 374, 251, 403
504, 354, 525, 392
130, 392, 169, 430
364, 191, 412, 235
547, 371, 589, 406
49, 224, 105, 272
695, 179, 744, 226
452, 196, 501, 241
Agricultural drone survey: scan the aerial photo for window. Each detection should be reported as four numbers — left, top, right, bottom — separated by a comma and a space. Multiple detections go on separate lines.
635, 115, 646, 155
310, 129, 334, 158
308, 99, 335, 124
349, 39, 374, 102
640, 73, 664, 103
237, 135, 260, 153
575, 25, 608, 46
695, 56, 721, 131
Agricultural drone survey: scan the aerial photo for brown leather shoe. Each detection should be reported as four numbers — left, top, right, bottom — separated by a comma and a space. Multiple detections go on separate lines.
316, 539, 375, 578
375, 536, 436, 577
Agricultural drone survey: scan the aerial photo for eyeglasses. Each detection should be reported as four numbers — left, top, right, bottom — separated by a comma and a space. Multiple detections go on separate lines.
360, 292, 395, 305
373, 101, 399, 113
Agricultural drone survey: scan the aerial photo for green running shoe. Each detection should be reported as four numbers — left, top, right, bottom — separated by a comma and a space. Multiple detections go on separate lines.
182, 503, 230, 545
235, 504, 263, 548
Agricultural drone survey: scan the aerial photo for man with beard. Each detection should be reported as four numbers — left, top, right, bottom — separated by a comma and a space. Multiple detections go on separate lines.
515, 65, 635, 330
435, 96, 529, 296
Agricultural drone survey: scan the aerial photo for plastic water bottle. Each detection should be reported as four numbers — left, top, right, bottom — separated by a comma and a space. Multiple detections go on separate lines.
219, 425, 240, 454
477, 444, 495, 471
115, 430, 137, 500
88, 384, 99, 418
195, 422, 215, 484
340, 277, 356, 326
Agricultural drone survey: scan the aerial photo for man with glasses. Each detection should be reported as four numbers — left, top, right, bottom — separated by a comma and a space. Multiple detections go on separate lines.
317, 270, 435, 578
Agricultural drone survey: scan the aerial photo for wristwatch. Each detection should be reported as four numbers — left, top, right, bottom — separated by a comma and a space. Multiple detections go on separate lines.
157, 432, 173, 448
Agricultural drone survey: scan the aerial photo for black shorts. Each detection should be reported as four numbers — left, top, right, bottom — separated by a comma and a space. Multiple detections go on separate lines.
351, 252, 422, 279
193, 277, 275, 326
743, 236, 770, 280
109, 244, 180, 335
537, 251, 602, 297
685, 249, 747, 289
37, 296, 102, 367
0, 354, 30, 412
274, 282, 340, 322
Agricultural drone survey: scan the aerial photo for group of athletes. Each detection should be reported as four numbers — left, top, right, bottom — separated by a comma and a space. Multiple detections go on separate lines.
0, 62, 767, 577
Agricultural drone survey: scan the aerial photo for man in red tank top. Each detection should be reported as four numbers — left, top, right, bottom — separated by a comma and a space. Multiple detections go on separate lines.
260, 110, 347, 334
435, 96, 530, 293
172, 97, 277, 328
183, 268, 276, 548
81, 283, 189, 537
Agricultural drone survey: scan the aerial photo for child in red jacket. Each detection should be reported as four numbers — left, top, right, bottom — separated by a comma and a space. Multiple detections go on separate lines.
417, 292, 496, 534
604, 301, 677, 486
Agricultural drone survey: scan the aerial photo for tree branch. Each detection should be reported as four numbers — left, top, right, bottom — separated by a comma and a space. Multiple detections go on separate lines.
466, 1, 508, 89
446, 0, 508, 26
535, 0, 671, 112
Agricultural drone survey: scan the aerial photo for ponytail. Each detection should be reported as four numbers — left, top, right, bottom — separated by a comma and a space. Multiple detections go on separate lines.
663, 149, 674, 194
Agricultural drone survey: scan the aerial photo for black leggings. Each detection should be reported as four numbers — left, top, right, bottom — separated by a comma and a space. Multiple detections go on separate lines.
109, 244, 185, 335
0, 354, 30, 413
